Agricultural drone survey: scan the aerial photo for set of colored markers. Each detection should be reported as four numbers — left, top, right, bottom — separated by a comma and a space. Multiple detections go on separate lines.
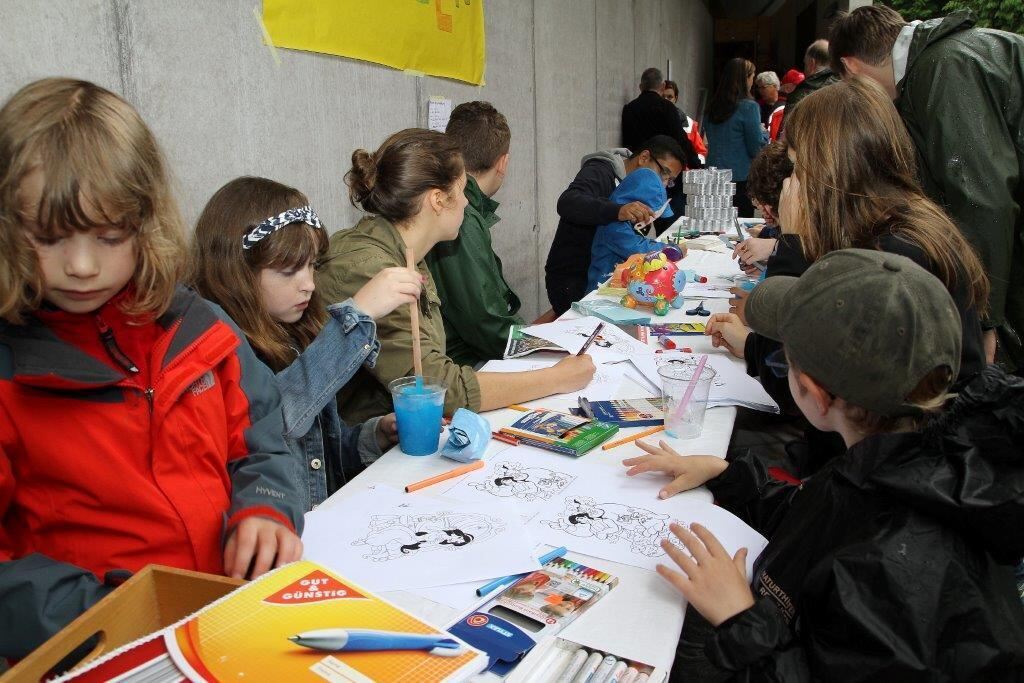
527, 643, 654, 682
546, 557, 615, 584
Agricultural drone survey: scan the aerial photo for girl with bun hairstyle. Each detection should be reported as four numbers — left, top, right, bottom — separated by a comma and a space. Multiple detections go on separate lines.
319, 129, 595, 423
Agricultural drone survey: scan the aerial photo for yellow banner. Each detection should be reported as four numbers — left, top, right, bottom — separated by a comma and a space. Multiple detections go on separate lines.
262, 0, 486, 85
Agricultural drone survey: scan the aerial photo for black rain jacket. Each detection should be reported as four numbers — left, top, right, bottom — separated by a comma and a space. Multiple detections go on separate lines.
704, 365, 1024, 680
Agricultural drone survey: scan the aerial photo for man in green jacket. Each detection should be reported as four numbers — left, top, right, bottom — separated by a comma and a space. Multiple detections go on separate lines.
830, 6, 1024, 372
426, 101, 524, 367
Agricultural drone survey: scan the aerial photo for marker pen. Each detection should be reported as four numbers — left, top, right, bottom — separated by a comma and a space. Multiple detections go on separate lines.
619, 667, 639, 683
530, 643, 571, 680
571, 651, 604, 683
590, 654, 618, 682
606, 660, 629, 683
556, 648, 590, 683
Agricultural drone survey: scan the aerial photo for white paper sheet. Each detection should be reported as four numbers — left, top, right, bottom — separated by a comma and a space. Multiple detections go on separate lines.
441, 448, 592, 521
630, 352, 779, 412
302, 485, 539, 592
480, 358, 627, 401
521, 316, 650, 362
528, 475, 768, 575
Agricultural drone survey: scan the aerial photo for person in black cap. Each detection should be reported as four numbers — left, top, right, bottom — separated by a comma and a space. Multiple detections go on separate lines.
622, 249, 1024, 679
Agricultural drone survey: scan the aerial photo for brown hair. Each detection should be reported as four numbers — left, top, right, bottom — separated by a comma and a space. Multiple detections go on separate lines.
445, 101, 510, 174
662, 80, 679, 98
746, 142, 793, 212
790, 358, 952, 433
783, 76, 989, 310
829, 5, 906, 77
346, 128, 464, 224
0, 78, 186, 324
706, 58, 756, 124
191, 176, 328, 371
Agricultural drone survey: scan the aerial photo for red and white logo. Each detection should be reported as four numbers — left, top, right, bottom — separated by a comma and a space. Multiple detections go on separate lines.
467, 614, 489, 627
263, 570, 368, 604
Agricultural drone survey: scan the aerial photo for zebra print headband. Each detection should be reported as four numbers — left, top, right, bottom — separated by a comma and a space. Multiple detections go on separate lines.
241, 205, 323, 250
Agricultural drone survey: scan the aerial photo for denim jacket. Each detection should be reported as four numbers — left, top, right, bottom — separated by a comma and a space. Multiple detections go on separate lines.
276, 299, 383, 510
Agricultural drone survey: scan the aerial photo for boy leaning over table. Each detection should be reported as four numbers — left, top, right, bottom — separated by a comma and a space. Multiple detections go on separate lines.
622, 249, 1024, 680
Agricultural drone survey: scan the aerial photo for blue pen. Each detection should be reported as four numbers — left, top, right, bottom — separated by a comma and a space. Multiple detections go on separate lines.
475, 546, 569, 597
288, 628, 462, 654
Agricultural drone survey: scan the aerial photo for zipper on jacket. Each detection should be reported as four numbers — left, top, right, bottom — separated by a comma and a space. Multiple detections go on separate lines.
95, 315, 154, 411
95, 315, 140, 374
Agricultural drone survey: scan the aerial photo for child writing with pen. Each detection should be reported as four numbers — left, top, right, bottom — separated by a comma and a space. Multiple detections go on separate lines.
622, 249, 1024, 678
0, 79, 303, 661
318, 129, 595, 424
191, 176, 424, 510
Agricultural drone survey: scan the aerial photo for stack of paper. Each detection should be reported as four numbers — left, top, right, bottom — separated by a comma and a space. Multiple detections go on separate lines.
627, 353, 779, 413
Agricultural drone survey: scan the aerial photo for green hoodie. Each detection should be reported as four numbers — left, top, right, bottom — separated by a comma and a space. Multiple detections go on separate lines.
896, 10, 1024, 369
426, 175, 524, 367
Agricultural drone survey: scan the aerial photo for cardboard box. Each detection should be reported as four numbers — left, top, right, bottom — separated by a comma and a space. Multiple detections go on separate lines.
3, 565, 243, 683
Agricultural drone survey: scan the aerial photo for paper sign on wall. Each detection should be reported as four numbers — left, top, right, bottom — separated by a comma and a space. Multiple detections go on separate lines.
262, 1, 486, 85
428, 96, 453, 132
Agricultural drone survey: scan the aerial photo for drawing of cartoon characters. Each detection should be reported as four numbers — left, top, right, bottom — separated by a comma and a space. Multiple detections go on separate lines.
470, 462, 575, 501
541, 498, 674, 557
542, 497, 621, 540
351, 511, 503, 561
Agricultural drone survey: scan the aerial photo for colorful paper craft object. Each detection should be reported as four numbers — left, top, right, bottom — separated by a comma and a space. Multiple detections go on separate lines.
614, 247, 696, 316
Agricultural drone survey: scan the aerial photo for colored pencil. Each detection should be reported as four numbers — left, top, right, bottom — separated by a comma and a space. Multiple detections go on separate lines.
491, 431, 520, 446
601, 425, 666, 450
404, 460, 484, 493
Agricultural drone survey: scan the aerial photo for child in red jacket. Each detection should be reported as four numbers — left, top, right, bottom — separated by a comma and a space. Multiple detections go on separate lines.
0, 78, 303, 660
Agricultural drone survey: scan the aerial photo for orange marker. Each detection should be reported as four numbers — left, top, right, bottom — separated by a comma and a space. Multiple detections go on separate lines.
404, 460, 485, 493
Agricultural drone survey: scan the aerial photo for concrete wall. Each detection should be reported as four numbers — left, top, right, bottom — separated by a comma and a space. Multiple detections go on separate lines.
1, 0, 712, 320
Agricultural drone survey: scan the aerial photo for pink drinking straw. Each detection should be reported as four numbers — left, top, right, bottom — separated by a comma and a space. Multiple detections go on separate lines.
668, 354, 709, 424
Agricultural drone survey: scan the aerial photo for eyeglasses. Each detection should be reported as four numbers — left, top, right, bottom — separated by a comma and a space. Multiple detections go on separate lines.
764, 348, 790, 378
653, 158, 676, 188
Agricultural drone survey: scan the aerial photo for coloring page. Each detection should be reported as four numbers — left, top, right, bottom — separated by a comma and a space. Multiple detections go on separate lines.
481, 358, 627, 401
630, 352, 779, 412
442, 447, 591, 521
529, 476, 767, 575
521, 316, 649, 362
302, 486, 538, 591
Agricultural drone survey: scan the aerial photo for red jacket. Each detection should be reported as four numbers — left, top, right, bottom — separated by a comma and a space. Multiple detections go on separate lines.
0, 286, 303, 658
684, 115, 708, 165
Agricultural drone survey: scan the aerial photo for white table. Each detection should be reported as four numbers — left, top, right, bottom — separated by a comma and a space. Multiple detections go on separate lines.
315, 245, 748, 678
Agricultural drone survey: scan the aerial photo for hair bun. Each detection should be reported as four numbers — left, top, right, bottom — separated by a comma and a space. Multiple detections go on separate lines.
346, 149, 377, 210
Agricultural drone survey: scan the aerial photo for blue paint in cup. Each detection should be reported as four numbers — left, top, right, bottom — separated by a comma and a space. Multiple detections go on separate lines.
388, 376, 446, 456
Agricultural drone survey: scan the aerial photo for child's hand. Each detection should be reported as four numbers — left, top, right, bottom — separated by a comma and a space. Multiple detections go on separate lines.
618, 201, 655, 224
733, 238, 775, 266
552, 355, 596, 392
622, 439, 727, 498
376, 413, 399, 450
658, 522, 754, 626
224, 517, 303, 580
352, 267, 423, 320
705, 313, 748, 359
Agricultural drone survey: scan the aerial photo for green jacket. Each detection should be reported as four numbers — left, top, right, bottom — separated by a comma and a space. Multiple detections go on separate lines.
783, 67, 839, 117
426, 176, 524, 367
318, 215, 481, 423
896, 11, 1024, 368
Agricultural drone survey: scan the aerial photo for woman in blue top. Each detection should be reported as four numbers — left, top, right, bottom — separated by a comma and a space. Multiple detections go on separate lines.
703, 58, 768, 218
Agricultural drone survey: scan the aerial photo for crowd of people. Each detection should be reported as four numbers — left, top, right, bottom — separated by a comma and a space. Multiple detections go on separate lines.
0, 4, 1022, 680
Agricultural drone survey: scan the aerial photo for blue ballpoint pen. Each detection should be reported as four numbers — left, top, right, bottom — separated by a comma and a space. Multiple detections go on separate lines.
288, 628, 462, 655
475, 546, 569, 597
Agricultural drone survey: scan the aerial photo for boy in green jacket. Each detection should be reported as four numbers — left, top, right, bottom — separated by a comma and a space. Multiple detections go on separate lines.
426, 101, 524, 367
830, 6, 1024, 372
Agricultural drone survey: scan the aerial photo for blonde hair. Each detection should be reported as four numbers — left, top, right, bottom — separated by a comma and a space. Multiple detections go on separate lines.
784, 76, 989, 312
191, 177, 328, 371
0, 78, 187, 324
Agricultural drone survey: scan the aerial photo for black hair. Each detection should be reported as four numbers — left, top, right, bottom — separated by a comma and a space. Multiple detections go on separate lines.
633, 134, 701, 171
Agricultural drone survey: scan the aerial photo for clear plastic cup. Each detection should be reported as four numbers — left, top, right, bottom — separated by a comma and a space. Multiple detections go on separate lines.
658, 363, 716, 439
388, 376, 446, 455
